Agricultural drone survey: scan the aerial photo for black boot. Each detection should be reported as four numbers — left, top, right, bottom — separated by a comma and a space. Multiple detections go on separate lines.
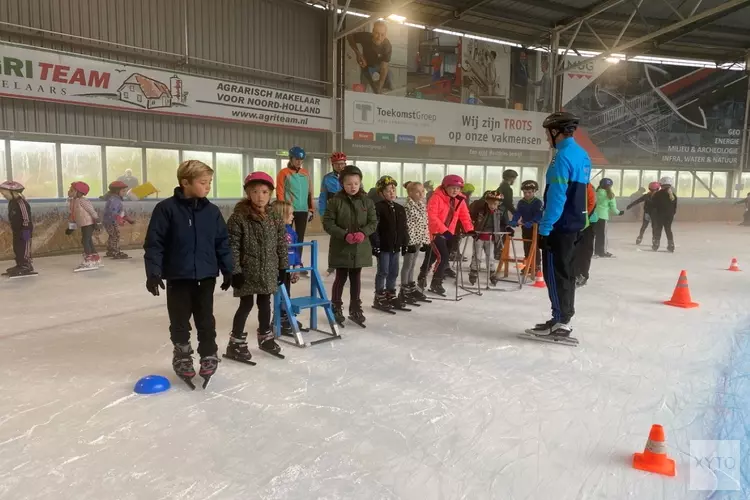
349, 300, 366, 326
224, 334, 254, 365
429, 278, 446, 296
635, 235, 643, 245
399, 286, 418, 305
198, 353, 220, 388
332, 302, 346, 325
444, 267, 457, 279
409, 282, 430, 302
652, 239, 660, 251
667, 241, 675, 253
417, 273, 427, 290
172, 343, 196, 389
373, 291, 393, 310
257, 328, 283, 358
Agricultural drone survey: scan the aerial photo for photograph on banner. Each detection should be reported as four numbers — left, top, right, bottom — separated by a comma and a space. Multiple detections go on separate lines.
343, 90, 550, 162
0, 41, 332, 132
563, 59, 748, 168
343, 19, 551, 112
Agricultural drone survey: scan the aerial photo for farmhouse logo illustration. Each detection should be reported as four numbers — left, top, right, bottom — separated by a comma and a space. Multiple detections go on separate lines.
115, 73, 189, 109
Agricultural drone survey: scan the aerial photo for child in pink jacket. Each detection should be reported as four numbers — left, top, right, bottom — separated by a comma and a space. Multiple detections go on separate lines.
66, 181, 102, 271
417, 175, 474, 295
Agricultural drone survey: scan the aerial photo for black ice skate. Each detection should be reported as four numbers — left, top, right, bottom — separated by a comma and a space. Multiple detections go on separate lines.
468, 269, 478, 285
372, 291, 396, 314
428, 278, 446, 296
332, 303, 346, 327
444, 267, 457, 279
5, 266, 38, 278
172, 343, 196, 390
398, 286, 420, 306
198, 354, 220, 389
347, 301, 366, 328
222, 335, 256, 366
652, 239, 660, 252
387, 290, 411, 312
520, 322, 578, 346
258, 328, 284, 359
280, 314, 308, 336
575, 275, 588, 288
635, 236, 643, 245
104, 250, 116, 258
112, 252, 131, 260
409, 282, 431, 303
667, 241, 675, 253
417, 273, 427, 291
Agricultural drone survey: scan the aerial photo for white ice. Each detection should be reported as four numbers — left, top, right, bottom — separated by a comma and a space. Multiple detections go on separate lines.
0, 222, 748, 500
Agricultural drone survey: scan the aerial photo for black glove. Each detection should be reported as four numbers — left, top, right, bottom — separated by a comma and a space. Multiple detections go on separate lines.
372, 247, 381, 256
407, 245, 417, 254
146, 276, 165, 296
537, 235, 550, 251
65, 229, 74, 236
278, 269, 287, 285
220, 273, 232, 291
504, 226, 515, 235
401, 246, 408, 256
307, 211, 314, 223
230, 274, 245, 289
618, 210, 625, 216
420, 244, 430, 252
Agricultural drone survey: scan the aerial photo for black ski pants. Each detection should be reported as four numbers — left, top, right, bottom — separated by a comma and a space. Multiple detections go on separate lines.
592, 219, 607, 256
542, 231, 579, 324
573, 225, 594, 280
638, 214, 651, 239
331, 268, 362, 310
232, 294, 272, 336
166, 278, 217, 357
652, 217, 674, 247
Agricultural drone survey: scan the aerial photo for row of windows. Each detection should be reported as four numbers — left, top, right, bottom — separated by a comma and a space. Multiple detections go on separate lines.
0, 140, 742, 200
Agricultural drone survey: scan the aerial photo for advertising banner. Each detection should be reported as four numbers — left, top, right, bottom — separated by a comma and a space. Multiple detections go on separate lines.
344, 90, 550, 162
0, 42, 332, 132
563, 60, 748, 168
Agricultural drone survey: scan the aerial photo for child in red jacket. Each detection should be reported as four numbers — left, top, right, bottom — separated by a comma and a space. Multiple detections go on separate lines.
417, 175, 474, 296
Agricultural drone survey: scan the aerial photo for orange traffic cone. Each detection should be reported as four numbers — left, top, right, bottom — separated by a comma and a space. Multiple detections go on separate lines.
532, 270, 546, 288
728, 258, 741, 272
632, 424, 676, 477
664, 270, 698, 308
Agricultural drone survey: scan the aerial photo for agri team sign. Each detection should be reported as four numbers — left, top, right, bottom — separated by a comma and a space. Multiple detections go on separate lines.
0, 42, 332, 132
344, 91, 550, 162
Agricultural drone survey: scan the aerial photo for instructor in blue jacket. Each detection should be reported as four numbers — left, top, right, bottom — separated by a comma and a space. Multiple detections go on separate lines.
527, 112, 591, 340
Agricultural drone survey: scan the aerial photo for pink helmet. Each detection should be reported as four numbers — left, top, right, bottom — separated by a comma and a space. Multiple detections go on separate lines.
330, 152, 347, 163
243, 171, 275, 190
0, 181, 25, 192
71, 181, 90, 196
648, 181, 661, 191
441, 174, 464, 188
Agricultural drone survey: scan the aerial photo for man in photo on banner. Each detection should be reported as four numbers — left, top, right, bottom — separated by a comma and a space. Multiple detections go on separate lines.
347, 20, 393, 94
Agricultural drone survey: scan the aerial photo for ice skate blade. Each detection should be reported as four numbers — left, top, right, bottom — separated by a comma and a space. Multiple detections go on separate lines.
222, 354, 257, 366
372, 305, 397, 314
201, 376, 213, 389
178, 376, 196, 390
74, 266, 99, 272
391, 306, 412, 312
518, 332, 579, 347
347, 317, 366, 328
4, 272, 39, 279
260, 349, 285, 359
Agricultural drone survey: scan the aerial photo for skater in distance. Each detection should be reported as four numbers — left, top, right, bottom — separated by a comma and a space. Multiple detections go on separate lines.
143, 160, 234, 389
626, 181, 661, 245
526, 111, 591, 343
103, 180, 135, 260
401, 181, 431, 305
509, 180, 544, 275
592, 177, 625, 258
67, 181, 103, 272
0, 181, 36, 278
650, 177, 678, 252
277, 146, 314, 273
468, 190, 507, 286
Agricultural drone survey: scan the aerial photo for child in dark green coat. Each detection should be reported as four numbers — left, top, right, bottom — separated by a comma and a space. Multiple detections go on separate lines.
323, 165, 378, 327
225, 172, 288, 363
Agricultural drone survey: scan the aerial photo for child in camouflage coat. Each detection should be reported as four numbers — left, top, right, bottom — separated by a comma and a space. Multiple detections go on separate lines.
225, 172, 289, 362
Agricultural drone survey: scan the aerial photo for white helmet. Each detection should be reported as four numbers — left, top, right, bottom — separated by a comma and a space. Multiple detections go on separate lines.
659, 176, 673, 186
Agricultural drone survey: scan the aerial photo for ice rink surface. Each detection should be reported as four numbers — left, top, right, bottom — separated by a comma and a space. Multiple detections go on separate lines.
1, 222, 749, 500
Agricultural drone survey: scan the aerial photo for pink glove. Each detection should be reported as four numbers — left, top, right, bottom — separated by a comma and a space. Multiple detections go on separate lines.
345, 233, 358, 244
353, 232, 366, 244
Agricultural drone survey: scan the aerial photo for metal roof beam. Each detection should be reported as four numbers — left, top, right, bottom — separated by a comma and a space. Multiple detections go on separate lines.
558, 0, 750, 75
335, 0, 417, 39
555, 0, 630, 33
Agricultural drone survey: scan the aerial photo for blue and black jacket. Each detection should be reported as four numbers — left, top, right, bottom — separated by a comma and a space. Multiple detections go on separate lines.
538, 137, 591, 236
511, 197, 543, 228
318, 171, 341, 216
144, 187, 233, 280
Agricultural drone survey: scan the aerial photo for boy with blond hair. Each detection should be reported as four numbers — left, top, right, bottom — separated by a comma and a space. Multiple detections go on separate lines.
144, 159, 234, 389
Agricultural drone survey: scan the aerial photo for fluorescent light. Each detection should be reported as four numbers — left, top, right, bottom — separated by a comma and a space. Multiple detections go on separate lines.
347, 11, 370, 18
605, 56, 621, 64
433, 28, 463, 36
387, 14, 406, 23
404, 22, 426, 29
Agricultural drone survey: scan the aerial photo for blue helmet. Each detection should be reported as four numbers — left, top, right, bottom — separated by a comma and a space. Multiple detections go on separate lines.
289, 146, 306, 160
599, 177, 613, 188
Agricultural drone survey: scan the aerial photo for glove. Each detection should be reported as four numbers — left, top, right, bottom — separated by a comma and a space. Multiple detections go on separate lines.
420, 244, 430, 252
345, 233, 358, 244
20, 229, 31, 241
618, 210, 625, 216
407, 245, 417, 254
65, 229, 74, 236
353, 232, 366, 244
291, 272, 300, 284
220, 273, 232, 291
230, 273, 245, 290
372, 247, 381, 256
537, 235, 550, 251
509, 220, 518, 228
146, 276, 165, 296
441, 231, 452, 240
278, 269, 287, 285
307, 211, 314, 223
504, 226, 515, 235
523, 222, 533, 229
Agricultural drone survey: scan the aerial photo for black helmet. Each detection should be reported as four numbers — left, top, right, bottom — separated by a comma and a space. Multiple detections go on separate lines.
503, 169, 518, 180
543, 111, 579, 133
339, 164, 363, 184
599, 177, 613, 188
520, 180, 539, 191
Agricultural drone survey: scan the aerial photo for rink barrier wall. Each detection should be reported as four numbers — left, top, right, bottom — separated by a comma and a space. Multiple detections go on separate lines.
0, 198, 745, 261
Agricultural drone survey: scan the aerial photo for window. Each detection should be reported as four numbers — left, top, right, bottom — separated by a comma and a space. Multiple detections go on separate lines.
711, 171, 728, 198
313, 158, 323, 198
520, 167, 539, 187
137, 95, 142, 103
641, 170, 659, 186
466, 165, 484, 195
355, 161, 378, 193
183, 151, 214, 197
693, 171, 711, 198
0, 140, 6, 181
485, 166, 504, 193
621, 170, 640, 196
740, 173, 750, 197
447, 164, 465, 180
216, 153, 242, 198
61, 144, 102, 198
425, 164, 445, 190
253, 158, 277, 176
676, 171, 694, 198
146, 149, 179, 197
11, 141, 57, 198
403, 163, 423, 188
124, 92, 129, 99
107, 147, 142, 191
379, 162, 401, 195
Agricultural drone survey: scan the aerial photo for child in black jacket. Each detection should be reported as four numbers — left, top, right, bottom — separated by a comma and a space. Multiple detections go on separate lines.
0, 181, 36, 277
626, 181, 661, 245
370, 176, 408, 311
650, 177, 678, 253
144, 160, 234, 389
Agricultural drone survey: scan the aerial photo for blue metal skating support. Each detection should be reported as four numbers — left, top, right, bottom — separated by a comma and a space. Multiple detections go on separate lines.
273, 240, 341, 347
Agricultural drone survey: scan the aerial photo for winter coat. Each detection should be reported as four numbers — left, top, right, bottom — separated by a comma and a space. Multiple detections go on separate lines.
404, 198, 430, 246
371, 199, 408, 253
323, 189, 377, 269
651, 189, 678, 221
498, 180, 515, 216
426, 187, 474, 235
276, 166, 312, 212
539, 137, 591, 236
144, 187, 233, 281
8, 197, 32, 234
510, 197, 543, 227
69, 197, 98, 227
103, 192, 125, 226
318, 171, 341, 216
285, 224, 303, 267
594, 189, 620, 221
626, 193, 654, 216
470, 199, 505, 235
227, 203, 288, 297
